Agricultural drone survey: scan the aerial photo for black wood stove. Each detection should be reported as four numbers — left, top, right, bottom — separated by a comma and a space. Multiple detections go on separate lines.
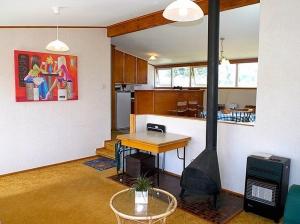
180, 0, 222, 209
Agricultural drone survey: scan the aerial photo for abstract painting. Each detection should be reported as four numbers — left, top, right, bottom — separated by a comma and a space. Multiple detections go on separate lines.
14, 50, 78, 102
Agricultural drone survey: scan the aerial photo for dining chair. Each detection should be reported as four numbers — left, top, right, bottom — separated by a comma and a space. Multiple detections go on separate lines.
168, 101, 188, 116
187, 101, 199, 117
176, 101, 188, 116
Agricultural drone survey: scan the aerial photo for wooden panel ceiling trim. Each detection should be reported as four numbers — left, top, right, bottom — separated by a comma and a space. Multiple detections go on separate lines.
107, 0, 260, 37
0, 26, 106, 29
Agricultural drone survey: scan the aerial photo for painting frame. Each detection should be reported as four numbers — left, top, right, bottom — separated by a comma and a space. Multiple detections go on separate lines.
14, 50, 78, 102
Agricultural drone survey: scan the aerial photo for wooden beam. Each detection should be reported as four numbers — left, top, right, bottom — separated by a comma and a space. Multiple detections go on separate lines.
107, 0, 260, 37
0, 26, 105, 29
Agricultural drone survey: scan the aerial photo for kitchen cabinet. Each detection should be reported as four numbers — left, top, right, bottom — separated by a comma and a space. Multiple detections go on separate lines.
112, 48, 148, 84
113, 49, 124, 83
124, 54, 136, 84
136, 58, 148, 84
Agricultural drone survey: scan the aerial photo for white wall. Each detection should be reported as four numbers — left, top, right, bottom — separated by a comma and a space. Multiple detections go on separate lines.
135, 115, 255, 194
253, 0, 300, 187
134, 0, 300, 194
203, 88, 257, 110
136, 115, 206, 174
0, 28, 111, 175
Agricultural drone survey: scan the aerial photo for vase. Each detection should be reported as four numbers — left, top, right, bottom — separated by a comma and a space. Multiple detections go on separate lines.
135, 190, 148, 204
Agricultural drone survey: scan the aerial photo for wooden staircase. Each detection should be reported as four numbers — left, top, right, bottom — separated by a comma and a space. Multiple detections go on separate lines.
96, 140, 117, 159
97, 126, 131, 160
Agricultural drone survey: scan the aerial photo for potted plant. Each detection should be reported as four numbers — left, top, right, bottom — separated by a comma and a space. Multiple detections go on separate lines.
132, 176, 152, 204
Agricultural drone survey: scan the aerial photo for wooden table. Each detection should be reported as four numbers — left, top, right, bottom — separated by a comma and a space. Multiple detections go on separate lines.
117, 131, 191, 186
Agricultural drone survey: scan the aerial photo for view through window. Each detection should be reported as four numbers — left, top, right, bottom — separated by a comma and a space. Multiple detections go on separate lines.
155, 62, 258, 88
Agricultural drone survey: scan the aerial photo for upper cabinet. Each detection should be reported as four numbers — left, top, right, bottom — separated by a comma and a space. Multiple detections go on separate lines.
124, 54, 136, 84
137, 58, 148, 84
112, 47, 148, 84
113, 49, 124, 83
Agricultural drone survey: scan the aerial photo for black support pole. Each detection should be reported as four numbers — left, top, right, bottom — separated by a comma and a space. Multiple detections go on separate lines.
206, 0, 220, 151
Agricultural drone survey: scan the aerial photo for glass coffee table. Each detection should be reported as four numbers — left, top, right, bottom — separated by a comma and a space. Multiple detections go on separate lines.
110, 188, 177, 224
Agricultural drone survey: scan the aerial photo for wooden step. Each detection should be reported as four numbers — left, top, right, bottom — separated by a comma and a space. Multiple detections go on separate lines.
105, 140, 118, 151
96, 139, 118, 159
96, 147, 115, 159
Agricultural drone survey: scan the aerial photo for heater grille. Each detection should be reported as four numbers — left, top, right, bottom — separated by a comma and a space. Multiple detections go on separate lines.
244, 155, 291, 222
246, 178, 278, 206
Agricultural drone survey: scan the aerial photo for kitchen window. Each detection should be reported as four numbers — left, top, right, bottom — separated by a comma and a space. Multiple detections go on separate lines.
192, 67, 207, 87
237, 63, 258, 87
219, 64, 237, 87
155, 62, 258, 88
172, 67, 190, 87
155, 68, 172, 87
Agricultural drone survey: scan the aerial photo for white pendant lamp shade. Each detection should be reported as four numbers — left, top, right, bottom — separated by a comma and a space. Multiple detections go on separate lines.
221, 57, 230, 65
46, 7, 70, 52
46, 39, 69, 52
163, 0, 204, 22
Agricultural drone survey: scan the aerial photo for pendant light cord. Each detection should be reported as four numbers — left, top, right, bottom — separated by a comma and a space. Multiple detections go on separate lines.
56, 25, 59, 40
220, 38, 224, 59
55, 7, 60, 40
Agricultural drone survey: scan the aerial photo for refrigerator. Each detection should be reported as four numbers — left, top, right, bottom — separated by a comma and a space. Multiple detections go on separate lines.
116, 91, 131, 130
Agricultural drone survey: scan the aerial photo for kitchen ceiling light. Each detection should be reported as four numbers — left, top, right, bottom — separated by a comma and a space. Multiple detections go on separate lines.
46, 7, 70, 52
149, 55, 157, 61
220, 38, 230, 65
163, 0, 204, 22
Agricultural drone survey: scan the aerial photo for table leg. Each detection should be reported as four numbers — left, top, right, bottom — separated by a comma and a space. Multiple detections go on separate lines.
183, 147, 186, 170
122, 148, 125, 181
157, 153, 160, 187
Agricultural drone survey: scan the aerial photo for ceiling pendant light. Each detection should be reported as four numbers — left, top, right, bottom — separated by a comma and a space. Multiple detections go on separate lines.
220, 38, 230, 65
163, 0, 204, 22
148, 55, 157, 61
46, 7, 70, 52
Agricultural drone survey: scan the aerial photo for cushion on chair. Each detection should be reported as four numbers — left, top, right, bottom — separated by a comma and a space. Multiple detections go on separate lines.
284, 185, 300, 224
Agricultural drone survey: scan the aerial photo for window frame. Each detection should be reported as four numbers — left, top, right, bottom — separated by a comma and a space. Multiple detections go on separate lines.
155, 68, 172, 88
191, 66, 208, 87
154, 59, 258, 89
171, 66, 192, 88
236, 62, 259, 88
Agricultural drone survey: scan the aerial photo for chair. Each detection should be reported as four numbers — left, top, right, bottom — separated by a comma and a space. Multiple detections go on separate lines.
219, 109, 234, 121
176, 101, 188, 115
245, 105, 256, 113
284, 185, 300, 224
227, 103, 239, 110
169, 101, 188, 116
218, 104, 225, 111
187, 101, 200, 117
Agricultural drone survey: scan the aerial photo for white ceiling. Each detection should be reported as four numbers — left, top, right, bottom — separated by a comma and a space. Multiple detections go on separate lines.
0, 0, 175, 26
112, 4, 260, 65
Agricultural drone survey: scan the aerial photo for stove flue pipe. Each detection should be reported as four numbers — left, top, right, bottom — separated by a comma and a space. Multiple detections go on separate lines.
206, 0, 220, 151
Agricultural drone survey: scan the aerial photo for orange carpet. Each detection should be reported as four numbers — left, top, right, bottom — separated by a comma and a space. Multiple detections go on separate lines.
0, 157, 274, 224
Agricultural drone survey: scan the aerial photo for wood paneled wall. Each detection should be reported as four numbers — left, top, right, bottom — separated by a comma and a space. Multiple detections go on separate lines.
135, 90, 204, 115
